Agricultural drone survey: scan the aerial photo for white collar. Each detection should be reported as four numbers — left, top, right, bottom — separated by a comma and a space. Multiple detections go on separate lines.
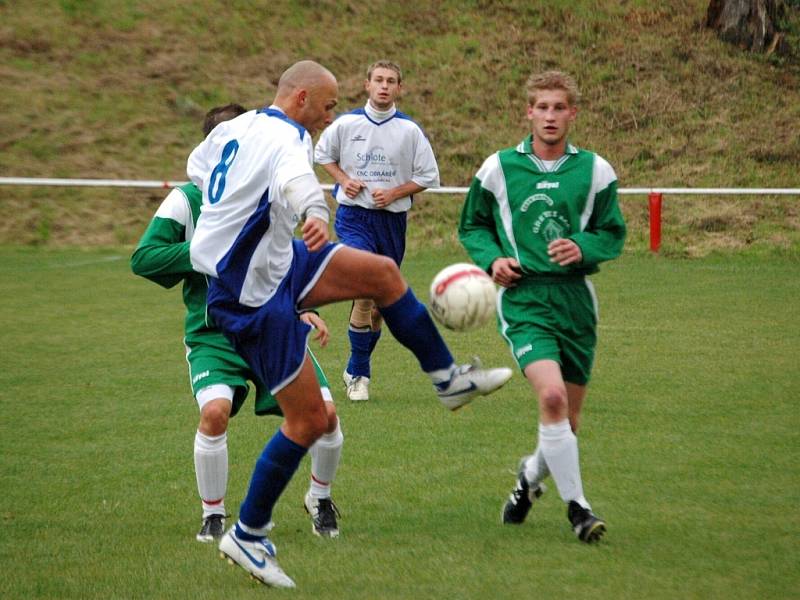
365, 102, 396, 122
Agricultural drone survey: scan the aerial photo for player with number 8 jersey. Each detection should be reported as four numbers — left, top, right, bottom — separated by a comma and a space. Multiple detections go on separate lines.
189, 109, 330, 314
185, 61, 513, 588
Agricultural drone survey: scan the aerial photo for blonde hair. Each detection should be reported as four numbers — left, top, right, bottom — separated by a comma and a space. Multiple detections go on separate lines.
526, 71, 580, 106
366, 60, 402, 83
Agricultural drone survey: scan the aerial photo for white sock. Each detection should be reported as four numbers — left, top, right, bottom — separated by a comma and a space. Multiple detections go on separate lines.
522, 445, 550, 485
428, 364, 457, 385
194, 431, 228, 517
308, 420, 343, 499
539, 420, 590, 509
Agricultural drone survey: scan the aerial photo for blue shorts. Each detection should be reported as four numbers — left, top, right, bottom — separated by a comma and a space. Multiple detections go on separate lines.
208, 240, 343, 395
334, 204, 407, 266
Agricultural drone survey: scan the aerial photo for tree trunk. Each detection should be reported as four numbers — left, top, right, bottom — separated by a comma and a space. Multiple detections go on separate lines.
706, 0, 787, 54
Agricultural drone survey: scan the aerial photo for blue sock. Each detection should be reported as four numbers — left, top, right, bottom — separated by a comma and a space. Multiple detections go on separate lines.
239, 429, 308, 529
369, 329, 382, 355
379, 288, 453, 373
347, 326, 372, 377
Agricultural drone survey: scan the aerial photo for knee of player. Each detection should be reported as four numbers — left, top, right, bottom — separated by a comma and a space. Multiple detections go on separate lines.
538, 386, 568, 415
372, 255, 402, 286
305, 411, 330, 440
324, 402, 339, 433
370, 257, 405, 301
199, 401, 230, 435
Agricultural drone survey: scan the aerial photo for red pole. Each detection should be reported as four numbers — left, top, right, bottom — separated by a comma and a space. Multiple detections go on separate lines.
648, 192, 662, 253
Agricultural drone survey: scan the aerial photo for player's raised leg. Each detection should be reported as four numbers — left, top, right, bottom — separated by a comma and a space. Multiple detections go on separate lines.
300, 246, 513, 410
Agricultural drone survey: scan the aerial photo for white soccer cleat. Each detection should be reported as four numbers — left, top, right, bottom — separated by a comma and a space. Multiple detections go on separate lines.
435, 358, 513, 411
218, 527, 296, 589
343, 370, 370, 402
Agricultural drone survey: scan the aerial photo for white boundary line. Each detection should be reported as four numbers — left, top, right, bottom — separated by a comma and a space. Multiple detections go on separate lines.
0, 177, 799, 196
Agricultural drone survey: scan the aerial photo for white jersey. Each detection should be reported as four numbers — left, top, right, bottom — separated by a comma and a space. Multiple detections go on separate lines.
314, 103, 439, 213
188, 107, 328, 307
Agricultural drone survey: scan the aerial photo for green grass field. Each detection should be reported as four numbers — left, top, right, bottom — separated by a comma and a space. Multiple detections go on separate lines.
0, 245, 797, 599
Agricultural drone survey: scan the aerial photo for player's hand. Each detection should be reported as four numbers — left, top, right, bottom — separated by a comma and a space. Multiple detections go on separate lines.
371, 188, 395, 209
302, 218, 330, 252
547, 238, 582, 266
491, 257, 522, 288
300, 311, 329, 348
343, 178, 366, 199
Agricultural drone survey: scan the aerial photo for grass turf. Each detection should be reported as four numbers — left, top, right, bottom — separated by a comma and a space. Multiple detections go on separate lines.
0, 246, 797, 599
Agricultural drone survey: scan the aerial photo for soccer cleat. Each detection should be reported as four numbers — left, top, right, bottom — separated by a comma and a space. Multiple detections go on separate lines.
196, 514, 226, 543
567, 500, 606, 543
304, 492, 341, 538
343, 370, 370, 401
502, 473, 546, 524
435, 358, 513, 410
218, 527, 295, 588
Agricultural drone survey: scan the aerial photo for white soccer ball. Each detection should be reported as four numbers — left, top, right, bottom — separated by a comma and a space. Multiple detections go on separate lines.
429, 263, 497, 331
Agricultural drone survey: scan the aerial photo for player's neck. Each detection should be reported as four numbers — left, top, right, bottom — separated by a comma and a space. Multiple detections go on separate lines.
366, 100, 396, 120
532, 137, 567, 161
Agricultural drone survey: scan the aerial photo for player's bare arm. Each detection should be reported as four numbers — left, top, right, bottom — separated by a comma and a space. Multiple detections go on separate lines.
372, 181, 426, 209
490, 257, 522, 288
299, 311, 330, 348
547, 238, 582, 266
321, 162, 365, 199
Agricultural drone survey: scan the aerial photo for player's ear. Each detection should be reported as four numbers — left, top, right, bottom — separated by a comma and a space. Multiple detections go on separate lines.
297, 89, 308, 106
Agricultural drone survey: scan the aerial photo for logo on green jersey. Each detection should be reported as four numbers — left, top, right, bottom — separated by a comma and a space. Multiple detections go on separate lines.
521, 193, 553, 212
532, 210, 570, 242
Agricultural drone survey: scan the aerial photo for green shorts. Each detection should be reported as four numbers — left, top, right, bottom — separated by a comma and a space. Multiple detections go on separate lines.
497, 276, 598, 385
185, 331, 331, 417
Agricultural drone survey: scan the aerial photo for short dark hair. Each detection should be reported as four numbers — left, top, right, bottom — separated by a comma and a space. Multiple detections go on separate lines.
202, 103, 247, 136
366, 60, 402, 83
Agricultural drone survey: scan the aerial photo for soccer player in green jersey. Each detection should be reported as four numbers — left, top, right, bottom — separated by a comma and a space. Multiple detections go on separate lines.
131, 104, 344, 541
459, 71, 626, 543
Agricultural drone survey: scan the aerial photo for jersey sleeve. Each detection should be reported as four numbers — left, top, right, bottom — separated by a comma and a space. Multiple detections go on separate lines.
274, 134, 317, 192
313, 121, 340, 165
186, 139, 211, 192
130, 188, 194, 289
411, 128, 440, 189
569, 156, 626, 266
458, 155, 505, 273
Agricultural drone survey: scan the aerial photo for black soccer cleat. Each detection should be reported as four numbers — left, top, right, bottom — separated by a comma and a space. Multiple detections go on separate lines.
196, 513, 226, 543
502, 473, 545, 524
567, 500, 606, 543
304, 493, 341, 538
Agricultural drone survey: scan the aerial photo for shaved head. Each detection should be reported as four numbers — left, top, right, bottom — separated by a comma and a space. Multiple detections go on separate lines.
273, 60, 338, 136
277, 60, 336, 95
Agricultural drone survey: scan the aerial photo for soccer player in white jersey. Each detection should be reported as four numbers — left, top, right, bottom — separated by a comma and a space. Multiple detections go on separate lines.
131, 104, 344, 542
459, 71, 626, 543
314, 60, 440, 402
187, 60, 512, 588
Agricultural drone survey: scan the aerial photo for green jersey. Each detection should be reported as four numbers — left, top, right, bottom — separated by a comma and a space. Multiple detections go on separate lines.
131, 183, 331, 415
131, 183, 212, 339
459, 135, 626, 278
